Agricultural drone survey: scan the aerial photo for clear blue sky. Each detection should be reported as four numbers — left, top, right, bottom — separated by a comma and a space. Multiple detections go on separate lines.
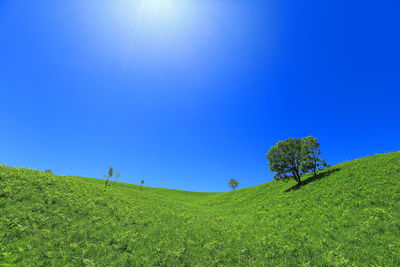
0, 0, 399, 192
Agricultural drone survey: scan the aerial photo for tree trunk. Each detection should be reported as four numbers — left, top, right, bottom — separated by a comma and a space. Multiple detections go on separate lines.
296, 175, 302, 185
293, 171, 302, 185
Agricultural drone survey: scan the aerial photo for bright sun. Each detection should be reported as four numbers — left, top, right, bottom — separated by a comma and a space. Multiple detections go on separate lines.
123, 0, 185, 25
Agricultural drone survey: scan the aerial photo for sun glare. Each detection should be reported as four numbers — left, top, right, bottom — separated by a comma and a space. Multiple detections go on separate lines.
145, 0, 174, 15
124, 0, 184, 25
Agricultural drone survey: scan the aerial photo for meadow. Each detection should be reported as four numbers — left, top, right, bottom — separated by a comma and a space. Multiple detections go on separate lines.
1, 152, 399, 266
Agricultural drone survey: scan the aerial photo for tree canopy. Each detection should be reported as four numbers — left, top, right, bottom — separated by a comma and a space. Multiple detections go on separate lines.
228, 178, 239, 190
266, 136, 326, 185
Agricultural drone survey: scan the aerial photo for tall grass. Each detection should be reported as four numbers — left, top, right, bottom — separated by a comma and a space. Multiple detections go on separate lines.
1, 152, 399, 265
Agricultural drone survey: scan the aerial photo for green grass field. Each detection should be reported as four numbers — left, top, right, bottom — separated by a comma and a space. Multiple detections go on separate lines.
1, 152, 400, 266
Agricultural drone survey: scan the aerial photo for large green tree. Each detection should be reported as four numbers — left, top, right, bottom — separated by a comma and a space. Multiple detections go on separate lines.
266, 137, 326, 184
266, 137, 309, 185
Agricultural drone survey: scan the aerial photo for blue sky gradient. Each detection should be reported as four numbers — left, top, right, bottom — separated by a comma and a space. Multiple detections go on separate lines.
1, 0, 399, 192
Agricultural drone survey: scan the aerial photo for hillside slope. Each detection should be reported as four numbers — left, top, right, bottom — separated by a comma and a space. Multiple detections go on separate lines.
1, 152, 399, 266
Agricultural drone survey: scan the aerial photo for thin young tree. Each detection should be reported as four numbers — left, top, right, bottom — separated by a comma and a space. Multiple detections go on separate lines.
140, 179, 144, 191
114, 170, 120, 185
322, 159, 329, 168
103, 166, 113, 188
228, 178, 239, 190
301, 136, 326, 176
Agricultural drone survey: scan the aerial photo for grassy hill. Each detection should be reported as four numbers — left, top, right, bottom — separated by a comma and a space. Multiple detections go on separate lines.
1, 152, 399, 266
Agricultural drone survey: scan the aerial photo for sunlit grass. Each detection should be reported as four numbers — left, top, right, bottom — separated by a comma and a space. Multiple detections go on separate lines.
1, 152, 399, 265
